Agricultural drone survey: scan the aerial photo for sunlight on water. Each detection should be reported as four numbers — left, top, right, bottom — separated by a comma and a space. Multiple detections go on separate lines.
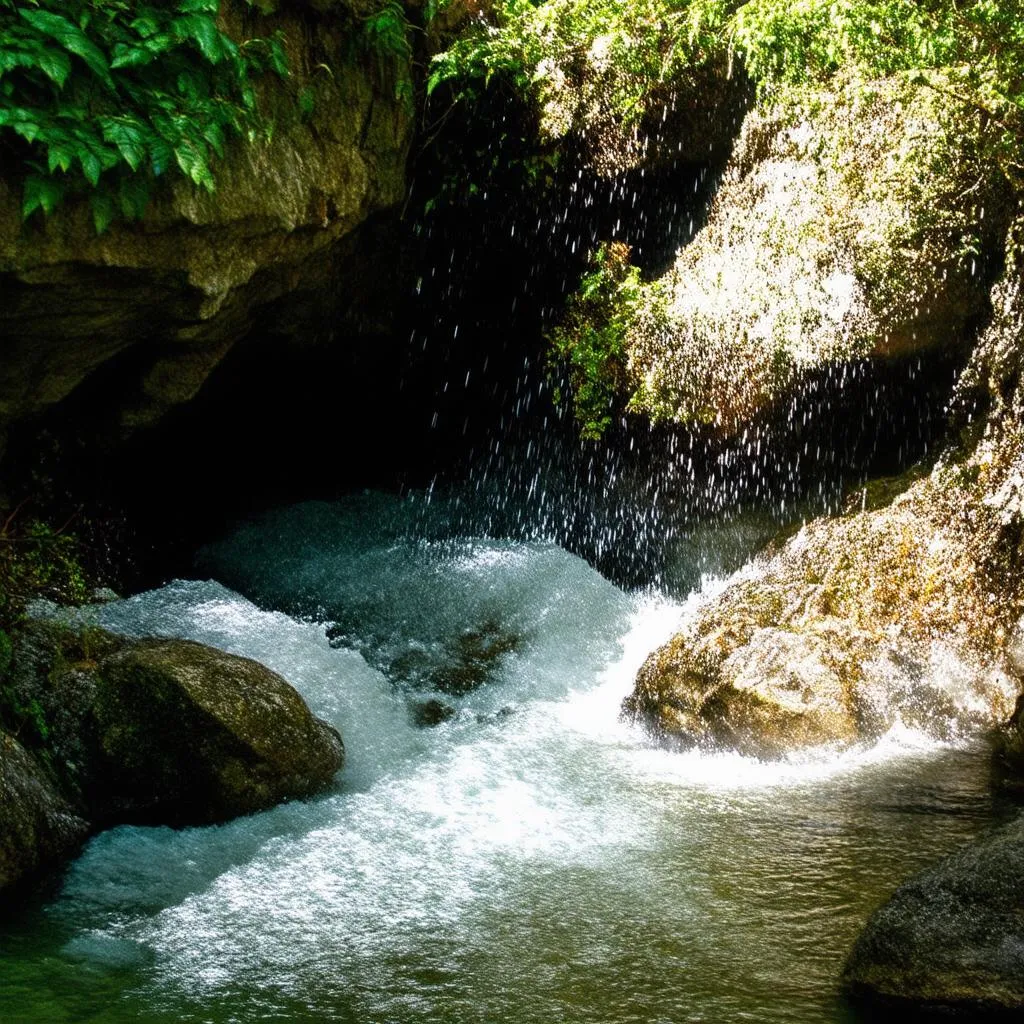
1, 497, 1014, 1024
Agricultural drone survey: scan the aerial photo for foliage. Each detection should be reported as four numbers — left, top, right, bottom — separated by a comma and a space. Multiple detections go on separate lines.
428, 0, 732, 144
0, 0, 288, 230
0, 511, 89, 628
547, 242, 642, 439
730, 0, 1024, 188
358, 0, 414, 105
431, 0, 1024, 187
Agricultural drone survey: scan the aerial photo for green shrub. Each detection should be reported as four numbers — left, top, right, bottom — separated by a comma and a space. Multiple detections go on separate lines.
0, 513, 89, 627
431, 0, 1024, 189
0, 0, 288, 230
547, 242, 642, 439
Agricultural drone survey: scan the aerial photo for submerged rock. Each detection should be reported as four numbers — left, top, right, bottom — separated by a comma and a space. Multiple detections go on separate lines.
0, 732, 89, 895
411, 698, 457, 728
844, 815, 1024, 1013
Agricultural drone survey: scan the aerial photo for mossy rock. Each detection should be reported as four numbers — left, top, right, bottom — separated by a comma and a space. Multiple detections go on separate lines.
86, 639, 344, 825
624, 76, 1012, 433
0, 731, 89, 895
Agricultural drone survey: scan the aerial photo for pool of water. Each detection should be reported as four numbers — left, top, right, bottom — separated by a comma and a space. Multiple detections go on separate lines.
1, 497, 1014, 1023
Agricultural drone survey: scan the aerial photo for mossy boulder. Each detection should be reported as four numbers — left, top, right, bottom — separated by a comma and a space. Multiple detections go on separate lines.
86, 639, 344, 824
1, 621, 344, 901
844, 814, 1024, 1013
625, 243, 1024, 758
0, 732, 89, 895
624, 76, 1012, 431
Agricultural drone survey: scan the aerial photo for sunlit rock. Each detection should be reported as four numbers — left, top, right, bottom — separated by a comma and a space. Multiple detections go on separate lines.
625, 240, 1024, 758
624, 75, 1012, 431
844, 814, 1024, 1012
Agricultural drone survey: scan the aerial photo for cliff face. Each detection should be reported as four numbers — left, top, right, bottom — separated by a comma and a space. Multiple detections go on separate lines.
0, 0, 412, 448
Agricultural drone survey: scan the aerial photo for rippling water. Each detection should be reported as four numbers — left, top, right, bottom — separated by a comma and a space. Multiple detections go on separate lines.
0, 497, 1014, 1023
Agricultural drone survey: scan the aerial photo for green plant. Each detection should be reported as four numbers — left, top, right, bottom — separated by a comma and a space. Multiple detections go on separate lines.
548, 242, 642, 439
359, 0, 414, 104
0, 508, 90, 628
0, 0, 288, 230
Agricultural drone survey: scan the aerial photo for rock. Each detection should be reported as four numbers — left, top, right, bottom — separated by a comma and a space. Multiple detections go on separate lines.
624, 76, 1012, 431
0, 621, 345, 901
625, 463, 1021, 756
625, 235, 1024, 758
87, 639, 344, 825
1007, 618, 1024, 680
411, 699, 457, 728
0, 1, 411, 440
0, 732, 89, 895
844, 814, 1024, 1012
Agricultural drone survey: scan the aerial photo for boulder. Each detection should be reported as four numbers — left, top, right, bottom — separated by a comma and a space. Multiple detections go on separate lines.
624, 76, 1012, 431
625, 246, 1024, 759
0, 732, 89, 895
87, 639, 344, 825
844, 814, 1024, 1013
0, 621, 344, 901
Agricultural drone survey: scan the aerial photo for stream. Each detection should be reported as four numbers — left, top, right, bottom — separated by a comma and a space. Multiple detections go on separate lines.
0, 493, 1015, 1023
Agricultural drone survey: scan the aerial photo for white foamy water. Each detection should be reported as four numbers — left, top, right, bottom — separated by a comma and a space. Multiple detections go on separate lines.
4, 498, 1010, 1024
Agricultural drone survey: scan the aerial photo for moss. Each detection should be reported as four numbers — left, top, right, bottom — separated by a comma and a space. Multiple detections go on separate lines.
622, 76, 1011, 433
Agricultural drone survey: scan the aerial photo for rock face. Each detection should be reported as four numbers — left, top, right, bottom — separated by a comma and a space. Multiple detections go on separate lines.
0, 733, 89, 894
844, 815, 1024, 1012
625, 232, 1024, 757
624, 76, 1011, 431
0, 621, 343, 898
0, 1, 412, 440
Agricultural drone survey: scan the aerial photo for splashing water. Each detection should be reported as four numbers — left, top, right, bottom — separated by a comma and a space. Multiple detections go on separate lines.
0, 496, 1014, 1024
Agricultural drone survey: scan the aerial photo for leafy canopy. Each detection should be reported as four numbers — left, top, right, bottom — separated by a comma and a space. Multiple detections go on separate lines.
431, 0, 1024, 186
0, 0, 288, 230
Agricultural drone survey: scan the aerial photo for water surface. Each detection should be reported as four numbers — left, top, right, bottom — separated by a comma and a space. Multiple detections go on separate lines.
1, 497, 1013, 1023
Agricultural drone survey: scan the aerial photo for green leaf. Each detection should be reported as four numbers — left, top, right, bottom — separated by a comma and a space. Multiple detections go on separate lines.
38, 48, 72, 88
90, 191, 115, 233
22, 174, 64, 219
79, 149, 101, 186
18, 9, 114, 89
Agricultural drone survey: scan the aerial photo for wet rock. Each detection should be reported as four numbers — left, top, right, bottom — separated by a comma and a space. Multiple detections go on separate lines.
1, 620, 344, 900
429, 622, 523, 696
88, 639, 344, 825
380, 622, 524, 696
626, 241, 1024, 758
0, 732, 89, 894
1007, 618, 1024, 680
844, 814, 1024, 1013
411, 699, 457, 728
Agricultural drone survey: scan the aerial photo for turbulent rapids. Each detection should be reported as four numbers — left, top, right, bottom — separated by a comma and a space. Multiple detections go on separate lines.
0, 495, 1013, 1024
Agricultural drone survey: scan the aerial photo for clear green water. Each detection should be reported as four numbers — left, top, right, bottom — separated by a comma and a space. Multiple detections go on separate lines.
0, 500, 1014, 1024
